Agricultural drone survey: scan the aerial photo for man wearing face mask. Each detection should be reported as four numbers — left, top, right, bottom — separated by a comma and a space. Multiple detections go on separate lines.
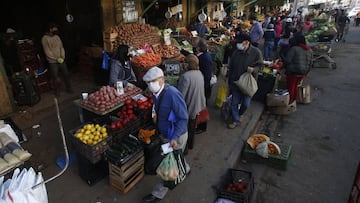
227, 34, 263, 129
41, 23, 73, 96
142, 67, 190, 202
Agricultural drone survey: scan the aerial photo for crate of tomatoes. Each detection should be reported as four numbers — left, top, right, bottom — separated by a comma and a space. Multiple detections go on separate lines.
109, 93, 153, 141
215, 168, 254, 203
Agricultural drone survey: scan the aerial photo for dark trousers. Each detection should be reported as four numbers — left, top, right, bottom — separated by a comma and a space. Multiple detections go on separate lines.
48, 63, 72, 92
186, 119, 197, 150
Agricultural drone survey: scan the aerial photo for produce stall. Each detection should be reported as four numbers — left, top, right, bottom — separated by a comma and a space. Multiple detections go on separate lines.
305, 17, 337, 69
70, 81, 158, 192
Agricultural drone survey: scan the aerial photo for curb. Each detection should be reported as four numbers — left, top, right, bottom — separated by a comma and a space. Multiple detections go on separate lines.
227, 102, 265, 168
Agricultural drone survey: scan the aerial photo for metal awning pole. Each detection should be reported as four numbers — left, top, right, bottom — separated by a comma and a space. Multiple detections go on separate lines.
141, 0, 158, 17
32, 97, 70, 189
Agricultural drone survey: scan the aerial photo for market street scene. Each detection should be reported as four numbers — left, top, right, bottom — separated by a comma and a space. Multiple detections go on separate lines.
0, 0, 360, 203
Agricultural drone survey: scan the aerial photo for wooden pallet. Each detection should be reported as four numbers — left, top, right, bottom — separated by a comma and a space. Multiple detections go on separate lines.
109, 150, 145, 194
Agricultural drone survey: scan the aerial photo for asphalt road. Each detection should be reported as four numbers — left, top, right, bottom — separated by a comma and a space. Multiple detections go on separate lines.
242, 25, 360, 203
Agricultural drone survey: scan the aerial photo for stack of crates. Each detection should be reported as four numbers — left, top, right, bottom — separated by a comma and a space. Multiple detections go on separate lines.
108, 150, 145, 194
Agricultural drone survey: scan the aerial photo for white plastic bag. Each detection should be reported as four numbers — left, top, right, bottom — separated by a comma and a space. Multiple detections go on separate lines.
0, 124, 19, 143
156, 152, 179, 181
0, 168, 48, 203
210, 75, 217, 86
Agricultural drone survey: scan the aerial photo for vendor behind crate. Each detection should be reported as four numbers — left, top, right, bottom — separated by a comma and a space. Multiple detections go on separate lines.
109, 45, 136, 87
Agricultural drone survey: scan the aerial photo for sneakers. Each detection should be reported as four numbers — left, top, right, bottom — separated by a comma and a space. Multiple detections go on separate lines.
227, 122, 239, 129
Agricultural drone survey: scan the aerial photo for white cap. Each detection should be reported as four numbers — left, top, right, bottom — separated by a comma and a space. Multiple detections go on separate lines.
285, 18, 292, 23
143, 66, 164, 82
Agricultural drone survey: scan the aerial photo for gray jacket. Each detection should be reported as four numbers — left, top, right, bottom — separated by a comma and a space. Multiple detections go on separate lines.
177, 70, 207, 119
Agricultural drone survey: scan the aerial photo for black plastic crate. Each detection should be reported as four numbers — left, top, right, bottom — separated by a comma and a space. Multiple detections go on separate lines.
216, 169, 254, 203
77, 152, 109, 186
69, 124, 112, 164
253, 74, 276, 104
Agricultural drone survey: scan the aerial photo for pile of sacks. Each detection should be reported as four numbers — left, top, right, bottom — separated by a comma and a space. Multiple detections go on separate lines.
0, 120, 32, 174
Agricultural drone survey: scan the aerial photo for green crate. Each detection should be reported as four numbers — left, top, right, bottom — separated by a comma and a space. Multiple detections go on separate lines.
165, 75, 179, 86
241, 143, 292, 170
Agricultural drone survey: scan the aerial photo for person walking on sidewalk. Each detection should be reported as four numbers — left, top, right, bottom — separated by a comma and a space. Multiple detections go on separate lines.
335, 12, 350, 42
142, 67, 190, 203
41, 23, 73, 96
263, 23, 276, 61
193, 38, 212, 134
177, 54, 206, 155
249, 16, 264, 47
284, 35, 313, 104
227, 34, 263, 129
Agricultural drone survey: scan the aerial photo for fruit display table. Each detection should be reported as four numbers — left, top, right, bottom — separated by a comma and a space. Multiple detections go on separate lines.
74, 84, 143, 123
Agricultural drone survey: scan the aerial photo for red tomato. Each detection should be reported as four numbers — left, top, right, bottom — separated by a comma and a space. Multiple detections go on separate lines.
116, 121, 123, 129
125, 99, 132, 105
127, 109, 133, 114
110, 123, 116, 129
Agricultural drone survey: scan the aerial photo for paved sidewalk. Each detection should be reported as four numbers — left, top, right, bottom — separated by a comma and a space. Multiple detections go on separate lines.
4, 71, 265, 203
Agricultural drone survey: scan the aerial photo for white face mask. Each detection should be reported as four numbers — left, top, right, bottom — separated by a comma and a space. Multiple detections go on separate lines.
148, 81, 161, 93
236, 43, 245, 50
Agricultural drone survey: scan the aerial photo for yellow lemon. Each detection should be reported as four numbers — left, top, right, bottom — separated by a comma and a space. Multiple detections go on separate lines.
101, 127, 107, 134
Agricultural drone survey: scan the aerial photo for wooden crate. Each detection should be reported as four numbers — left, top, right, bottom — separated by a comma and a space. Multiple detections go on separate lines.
103, 39, 116, 52
103, 31, 118, 41
109, 150, 145, 194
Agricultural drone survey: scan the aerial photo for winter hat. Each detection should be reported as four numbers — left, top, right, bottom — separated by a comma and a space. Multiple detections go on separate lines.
143, 66, 164, 82
235, 33, 251, 43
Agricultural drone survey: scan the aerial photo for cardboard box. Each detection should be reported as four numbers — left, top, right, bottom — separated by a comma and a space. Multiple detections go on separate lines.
269, 101, 296, 115
266, 93, 290, 107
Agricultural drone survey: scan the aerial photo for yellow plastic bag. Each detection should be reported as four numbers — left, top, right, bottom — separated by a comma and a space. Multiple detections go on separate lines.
215, 81, 227, 108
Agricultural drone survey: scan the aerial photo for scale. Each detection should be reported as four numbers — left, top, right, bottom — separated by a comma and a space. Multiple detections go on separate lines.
65, 0, 74, 23
165, 7, 172, 19
164, 60, 181, 75
198, 9, 207, 23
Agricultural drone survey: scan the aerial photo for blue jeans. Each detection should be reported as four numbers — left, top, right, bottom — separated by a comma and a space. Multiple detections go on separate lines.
230, 85, 252, 124
264, 41, 274, 60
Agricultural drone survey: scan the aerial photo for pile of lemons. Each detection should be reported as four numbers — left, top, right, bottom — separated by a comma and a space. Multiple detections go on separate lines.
74, 124, 108, 145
